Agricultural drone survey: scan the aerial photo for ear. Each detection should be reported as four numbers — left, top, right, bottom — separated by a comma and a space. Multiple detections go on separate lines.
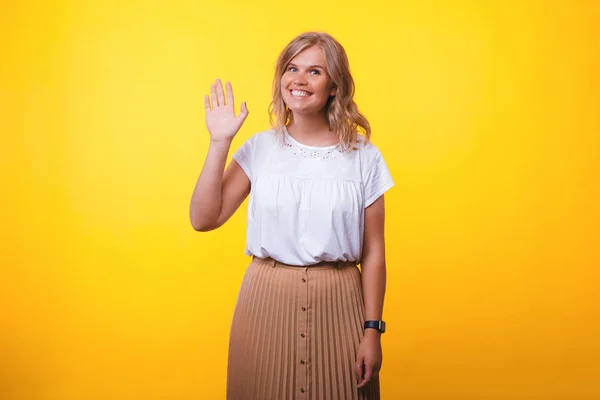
330, 86, 337, 97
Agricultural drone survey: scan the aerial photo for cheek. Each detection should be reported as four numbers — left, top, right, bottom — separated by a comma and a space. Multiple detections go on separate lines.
280, 87, 290, 101
280, 74, 292, 88
280, 78, 291, 95
315, 79, 331, 96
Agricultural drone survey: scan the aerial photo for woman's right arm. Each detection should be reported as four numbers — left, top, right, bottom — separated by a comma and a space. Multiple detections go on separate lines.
189, 79, 250, 231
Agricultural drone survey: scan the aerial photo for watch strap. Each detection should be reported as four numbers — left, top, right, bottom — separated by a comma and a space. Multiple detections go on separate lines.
364, 320, 386, 333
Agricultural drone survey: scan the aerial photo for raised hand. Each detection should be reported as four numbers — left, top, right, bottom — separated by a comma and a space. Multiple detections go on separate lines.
204, 79, 249, 142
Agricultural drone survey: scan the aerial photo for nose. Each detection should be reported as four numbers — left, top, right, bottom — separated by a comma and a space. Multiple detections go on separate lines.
292, 75, 307, 86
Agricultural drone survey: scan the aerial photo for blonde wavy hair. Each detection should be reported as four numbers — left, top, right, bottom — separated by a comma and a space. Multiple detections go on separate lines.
268, 32, 371, 152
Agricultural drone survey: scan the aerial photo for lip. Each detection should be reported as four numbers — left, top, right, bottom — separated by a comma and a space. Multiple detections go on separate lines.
289, 89, 312, 98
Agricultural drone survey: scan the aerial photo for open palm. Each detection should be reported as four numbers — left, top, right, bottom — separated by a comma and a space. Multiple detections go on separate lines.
204, 79, 248, 142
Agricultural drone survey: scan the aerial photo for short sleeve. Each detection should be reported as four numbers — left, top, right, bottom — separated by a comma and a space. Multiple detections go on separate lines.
363, 149, 394, 208
232, 135, 255, 178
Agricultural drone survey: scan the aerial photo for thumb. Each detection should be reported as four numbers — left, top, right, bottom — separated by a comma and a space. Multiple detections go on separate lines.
238, 101, 249, 121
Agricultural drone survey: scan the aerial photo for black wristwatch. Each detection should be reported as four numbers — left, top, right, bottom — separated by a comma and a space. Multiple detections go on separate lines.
364, 320, 386, 334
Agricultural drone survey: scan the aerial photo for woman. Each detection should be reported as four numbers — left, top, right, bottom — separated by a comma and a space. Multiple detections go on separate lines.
189, 32, 394, 399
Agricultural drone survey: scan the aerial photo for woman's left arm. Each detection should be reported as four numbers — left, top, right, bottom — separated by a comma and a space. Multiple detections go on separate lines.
355, 194, 387, 389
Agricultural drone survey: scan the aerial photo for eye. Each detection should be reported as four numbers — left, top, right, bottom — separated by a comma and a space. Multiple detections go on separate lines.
309, 69, 321, 75
287, 66, 297, 72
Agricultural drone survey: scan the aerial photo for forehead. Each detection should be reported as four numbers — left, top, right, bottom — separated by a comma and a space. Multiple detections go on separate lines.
289, 45, 326, 66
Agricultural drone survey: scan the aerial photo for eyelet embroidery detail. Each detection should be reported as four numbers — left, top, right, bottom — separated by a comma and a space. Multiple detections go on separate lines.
284, 137, 341, 160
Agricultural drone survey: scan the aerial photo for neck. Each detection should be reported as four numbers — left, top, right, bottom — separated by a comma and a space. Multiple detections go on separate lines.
287, 112, 337, 147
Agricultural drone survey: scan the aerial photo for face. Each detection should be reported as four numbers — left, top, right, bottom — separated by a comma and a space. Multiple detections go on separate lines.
280, 45, 337, 117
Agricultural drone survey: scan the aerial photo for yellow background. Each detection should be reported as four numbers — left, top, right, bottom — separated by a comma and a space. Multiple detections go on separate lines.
2, 0, 599, 398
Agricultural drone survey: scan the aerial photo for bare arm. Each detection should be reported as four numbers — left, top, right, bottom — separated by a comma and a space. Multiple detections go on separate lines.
361, 195, 387, 323
356, 194, 387, 388
189, 142, 250, 231
189, 79, 250, 231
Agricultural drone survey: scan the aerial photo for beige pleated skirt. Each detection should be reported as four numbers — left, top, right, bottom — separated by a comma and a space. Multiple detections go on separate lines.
227, 256, 380, 400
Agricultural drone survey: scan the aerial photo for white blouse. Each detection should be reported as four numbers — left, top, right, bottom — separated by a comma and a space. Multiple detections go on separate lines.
232, 127, 394, 266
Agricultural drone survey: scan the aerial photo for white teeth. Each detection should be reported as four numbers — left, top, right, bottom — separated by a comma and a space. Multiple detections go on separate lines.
291, 90, 310, 97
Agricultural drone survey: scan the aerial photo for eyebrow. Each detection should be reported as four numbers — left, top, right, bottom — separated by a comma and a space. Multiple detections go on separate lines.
288, 62, 325, 70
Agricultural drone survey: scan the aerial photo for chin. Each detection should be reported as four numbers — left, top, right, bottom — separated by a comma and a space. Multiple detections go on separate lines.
285, 101, 325, 116
288, 106, 320, 116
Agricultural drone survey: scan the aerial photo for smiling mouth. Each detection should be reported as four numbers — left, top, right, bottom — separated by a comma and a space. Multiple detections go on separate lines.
290, 89, 312, 98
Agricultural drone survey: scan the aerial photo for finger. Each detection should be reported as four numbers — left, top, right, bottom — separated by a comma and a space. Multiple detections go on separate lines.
204, 94, 211, 111
354, 361, 363, 384
237, 101, 249, 122
216, 79, 225, 107
226, 81, 234, 109
357, 364, 374, 388
210, 83, 218, 107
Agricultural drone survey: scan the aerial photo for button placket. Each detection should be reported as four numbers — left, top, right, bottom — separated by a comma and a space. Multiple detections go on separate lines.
296, 268, 309, 396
